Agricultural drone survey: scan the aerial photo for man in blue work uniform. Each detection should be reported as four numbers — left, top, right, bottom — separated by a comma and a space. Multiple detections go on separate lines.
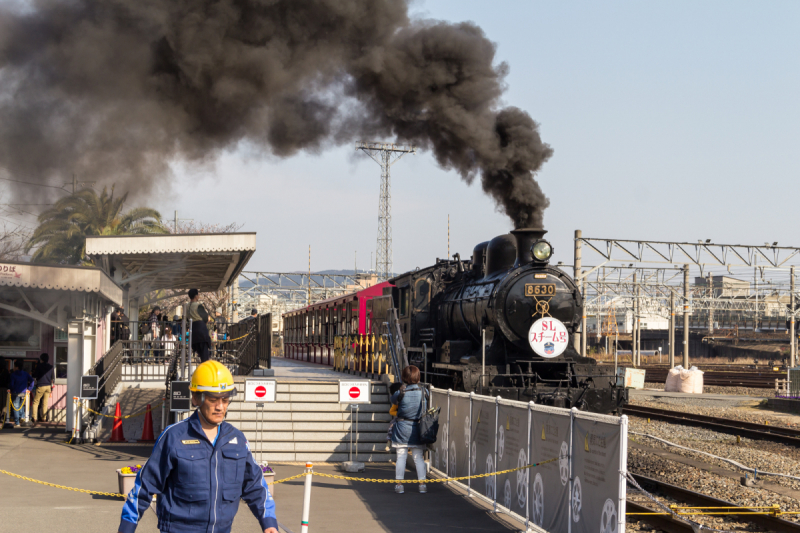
118, 360, 279, 533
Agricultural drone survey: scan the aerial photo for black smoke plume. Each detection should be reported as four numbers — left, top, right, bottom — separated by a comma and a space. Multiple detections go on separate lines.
0, 1, 552, 227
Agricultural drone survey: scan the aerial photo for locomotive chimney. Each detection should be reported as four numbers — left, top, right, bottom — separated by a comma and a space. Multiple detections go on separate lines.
510, 228, 547, 267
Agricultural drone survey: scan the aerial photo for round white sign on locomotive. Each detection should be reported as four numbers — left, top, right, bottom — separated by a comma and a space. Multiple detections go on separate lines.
528, 317, 569, 358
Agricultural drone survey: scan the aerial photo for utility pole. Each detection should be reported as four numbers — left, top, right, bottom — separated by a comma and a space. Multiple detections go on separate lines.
707, 274, 714, 335
66, 174, 94, 194
581, 277, 587, 357
574, 230, 582, 352
669, 289, 676, 368
307, 245, 311, 306
355, 142, 416, 280
447, 214, 450, 259
633, 272, 639, 366
172, 211, 193, 233
789, 266, 797, 368
683, 265, 690, 368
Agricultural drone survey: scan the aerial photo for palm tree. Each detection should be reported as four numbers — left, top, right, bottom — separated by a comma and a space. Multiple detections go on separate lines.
26, 186, 169, 264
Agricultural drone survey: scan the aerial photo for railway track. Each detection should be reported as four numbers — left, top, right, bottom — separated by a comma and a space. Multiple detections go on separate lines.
628, 474, 800, 532
623, 405, 800, 446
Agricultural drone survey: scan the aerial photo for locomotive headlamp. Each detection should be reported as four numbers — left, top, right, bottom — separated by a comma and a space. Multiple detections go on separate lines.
531, 240, 553, 262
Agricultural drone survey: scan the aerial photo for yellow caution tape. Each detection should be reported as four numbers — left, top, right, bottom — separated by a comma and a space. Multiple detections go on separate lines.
84, 399, 164, 419
216, 333, 251, 344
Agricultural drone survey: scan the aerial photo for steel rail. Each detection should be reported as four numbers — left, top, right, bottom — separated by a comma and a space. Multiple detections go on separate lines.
629, 474, 800, 532
624, 405, 800, 445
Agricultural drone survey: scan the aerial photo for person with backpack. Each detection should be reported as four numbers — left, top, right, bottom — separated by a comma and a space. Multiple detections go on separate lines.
390, 365, 428, 494
188, 288, 212, 363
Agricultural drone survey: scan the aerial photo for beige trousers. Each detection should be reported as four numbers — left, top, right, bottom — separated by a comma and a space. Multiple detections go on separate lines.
31, 386, 52, 422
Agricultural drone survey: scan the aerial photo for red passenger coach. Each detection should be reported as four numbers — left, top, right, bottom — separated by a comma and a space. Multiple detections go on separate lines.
282, 282, 391, 368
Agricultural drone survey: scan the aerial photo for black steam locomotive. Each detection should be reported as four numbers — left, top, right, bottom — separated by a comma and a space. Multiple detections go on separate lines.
390, 228, 626, 414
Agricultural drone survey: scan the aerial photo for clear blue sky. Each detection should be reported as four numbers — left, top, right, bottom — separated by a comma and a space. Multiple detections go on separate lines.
166, 1, 800, 273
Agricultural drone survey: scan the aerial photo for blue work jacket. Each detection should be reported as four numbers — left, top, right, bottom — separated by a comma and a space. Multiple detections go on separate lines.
118, 411, 277, 533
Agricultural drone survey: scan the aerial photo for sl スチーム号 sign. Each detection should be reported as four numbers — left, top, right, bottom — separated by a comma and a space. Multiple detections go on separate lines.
528, 317, 569, 358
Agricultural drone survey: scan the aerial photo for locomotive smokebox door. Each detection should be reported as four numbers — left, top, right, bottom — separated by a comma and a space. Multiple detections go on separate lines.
441, 340, 472, 364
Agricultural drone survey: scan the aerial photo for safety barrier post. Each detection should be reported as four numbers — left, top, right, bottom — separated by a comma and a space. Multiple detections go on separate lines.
71, 397, 81, 443
300, 462, 313, 533
618, 414, 628, 533
468, 392, 473, 497
23, 389, 31, 426
493, 396, 499, 513
568, 407, 576, 533
446, 389, 451, 480
526, 401, 533, 529
4, 390, 11, 428
187, 319, 193, 379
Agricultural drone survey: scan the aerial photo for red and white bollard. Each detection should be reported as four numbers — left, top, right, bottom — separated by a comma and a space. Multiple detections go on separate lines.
300, 462, 313, 533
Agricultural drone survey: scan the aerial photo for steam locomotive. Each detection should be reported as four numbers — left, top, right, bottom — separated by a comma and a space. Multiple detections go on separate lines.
390, 228, 627, 414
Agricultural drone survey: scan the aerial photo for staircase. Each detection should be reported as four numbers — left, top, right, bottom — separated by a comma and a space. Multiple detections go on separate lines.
226, 378, 394, 462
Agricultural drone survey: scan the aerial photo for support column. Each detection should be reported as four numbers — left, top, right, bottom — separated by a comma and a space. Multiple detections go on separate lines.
633, 272, 639, 366
581, 277, 587, 357
66, 318, 89, 433
683, 265, 690, 368
707, 274, 714, 335
573, 230, 582, 352
789, 267, 797, 368
669, 290, 676, 368
127, 297, 140, 341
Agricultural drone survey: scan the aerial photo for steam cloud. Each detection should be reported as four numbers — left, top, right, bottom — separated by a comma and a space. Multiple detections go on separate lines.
0, 0, 552, 227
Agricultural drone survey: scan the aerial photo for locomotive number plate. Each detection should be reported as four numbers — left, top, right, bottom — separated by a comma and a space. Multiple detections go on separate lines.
525, 283, 556, 297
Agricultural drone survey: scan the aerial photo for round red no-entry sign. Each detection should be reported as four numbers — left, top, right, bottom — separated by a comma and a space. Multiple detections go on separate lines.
255, 385, 267, 398
349, 386, 361, 399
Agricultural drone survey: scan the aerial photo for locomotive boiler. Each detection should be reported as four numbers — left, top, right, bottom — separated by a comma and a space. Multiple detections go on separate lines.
390, 228, 626, 414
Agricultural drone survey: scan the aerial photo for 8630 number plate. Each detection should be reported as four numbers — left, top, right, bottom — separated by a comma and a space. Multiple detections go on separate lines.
525, 283, 556, 297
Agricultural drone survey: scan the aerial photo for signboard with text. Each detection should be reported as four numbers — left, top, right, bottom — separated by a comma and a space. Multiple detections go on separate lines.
80, 375, 98, 400
528, 317, 569, 358
338, 380, 371, 404
170, 381, 191, 412
0, 264, 29, 285
244, 379, 277, 403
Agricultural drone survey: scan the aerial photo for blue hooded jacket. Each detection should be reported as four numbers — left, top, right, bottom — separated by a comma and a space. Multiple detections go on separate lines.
9, 369, 34, 396
390, 384, 426, 446
118, 410, 277, 533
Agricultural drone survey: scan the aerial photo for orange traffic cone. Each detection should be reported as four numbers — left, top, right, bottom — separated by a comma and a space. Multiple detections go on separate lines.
139, 404, 155, 442
108, 402, 126, 443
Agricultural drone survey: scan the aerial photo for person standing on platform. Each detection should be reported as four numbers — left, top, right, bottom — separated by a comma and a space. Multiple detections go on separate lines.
117, 360, 279, 533
31, 353, 54, 424
188, 288, 212, 363
0, 357, 9, 417
390, 365, 428, 494
9, 360, 34, 427
215, 308, 227, 340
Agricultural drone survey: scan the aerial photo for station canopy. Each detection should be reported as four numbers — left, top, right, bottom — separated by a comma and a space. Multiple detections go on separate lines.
85, 233, 256, 301
0, 262, 123, 329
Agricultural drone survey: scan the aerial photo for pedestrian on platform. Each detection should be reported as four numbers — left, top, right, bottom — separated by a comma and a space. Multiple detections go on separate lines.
9, 359, 34, 427
162, 325, 178, 359
215, 308, 227, 340
0, 356, 9, 416
390, 365, 428, 494
188, 288, 212, 363
110, 308, 121, 344
117, 360, 279, 533
31, 353, 54, 423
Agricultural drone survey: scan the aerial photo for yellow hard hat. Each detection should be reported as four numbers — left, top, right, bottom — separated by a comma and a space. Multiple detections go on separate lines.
190, 360, 235, 393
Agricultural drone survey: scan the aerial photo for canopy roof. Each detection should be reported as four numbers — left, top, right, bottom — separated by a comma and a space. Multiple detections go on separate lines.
86, 233, 256, 298
0, 261, 123, 328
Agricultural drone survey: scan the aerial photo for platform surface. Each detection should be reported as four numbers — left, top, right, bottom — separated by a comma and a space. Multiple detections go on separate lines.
266, 357, 355, 382
0, 425, 522, 532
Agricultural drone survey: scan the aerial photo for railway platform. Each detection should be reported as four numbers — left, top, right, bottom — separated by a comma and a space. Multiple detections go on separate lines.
0, 424, 522, 532
630, 389, 770, 401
